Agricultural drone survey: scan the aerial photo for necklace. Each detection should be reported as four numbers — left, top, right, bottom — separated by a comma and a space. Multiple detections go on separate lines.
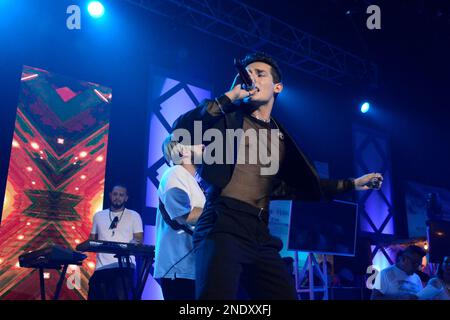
252, 113, 271, 123
109, 208, 125, 237
251, 113, 284, 140
249, 111, 285, 141
272, 118, 284, 140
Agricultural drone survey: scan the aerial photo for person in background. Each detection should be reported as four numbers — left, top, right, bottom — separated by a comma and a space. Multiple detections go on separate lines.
425, 256, 450, 300
88, 185, 143, 300
371, 245, 426, 300
153, 135, 206, 300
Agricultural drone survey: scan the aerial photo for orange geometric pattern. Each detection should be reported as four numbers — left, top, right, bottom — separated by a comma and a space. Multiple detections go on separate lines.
0, 66, 112, 300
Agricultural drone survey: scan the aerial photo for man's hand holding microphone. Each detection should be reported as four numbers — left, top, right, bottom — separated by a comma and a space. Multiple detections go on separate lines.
224, 59, 259, 103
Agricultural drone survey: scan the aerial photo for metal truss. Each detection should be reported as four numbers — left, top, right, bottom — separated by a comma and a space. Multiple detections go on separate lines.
124, 0, 377, 85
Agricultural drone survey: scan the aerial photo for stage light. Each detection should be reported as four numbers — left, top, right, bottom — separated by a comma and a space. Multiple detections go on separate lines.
360, 102, 370, 113
87, 1, 104, 18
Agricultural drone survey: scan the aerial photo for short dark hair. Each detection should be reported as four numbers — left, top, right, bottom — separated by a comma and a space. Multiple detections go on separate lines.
111, 184, 128, 194
402, 245, 427, 259
242, 51, 282, 84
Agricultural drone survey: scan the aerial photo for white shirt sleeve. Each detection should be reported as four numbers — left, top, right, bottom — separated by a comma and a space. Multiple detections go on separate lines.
379, 269, 391, 295
162, 170, 192, 220
415, 274, 424, 291
90, 213, 98, 235
164, 187, 191, 220
132, 211, 144, 234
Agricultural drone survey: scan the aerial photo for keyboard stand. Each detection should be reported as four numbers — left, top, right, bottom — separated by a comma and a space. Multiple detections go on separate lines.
137, 255, 153, 299
115, 253, 153, 300
116, 254, 137, 300
36, 264, 69, 300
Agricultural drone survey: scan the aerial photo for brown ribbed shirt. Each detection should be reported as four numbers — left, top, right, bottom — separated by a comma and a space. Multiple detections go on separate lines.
220, 114, 285, 209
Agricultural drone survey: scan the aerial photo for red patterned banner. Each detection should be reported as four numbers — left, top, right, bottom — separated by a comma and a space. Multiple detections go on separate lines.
0, 66, 112, 300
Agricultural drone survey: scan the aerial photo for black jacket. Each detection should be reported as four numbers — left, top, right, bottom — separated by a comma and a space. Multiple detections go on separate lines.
172, 95, 354, 203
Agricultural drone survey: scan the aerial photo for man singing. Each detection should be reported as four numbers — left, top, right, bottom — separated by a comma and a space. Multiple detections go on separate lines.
173, 51, 383, 300
88, 184, 144, 300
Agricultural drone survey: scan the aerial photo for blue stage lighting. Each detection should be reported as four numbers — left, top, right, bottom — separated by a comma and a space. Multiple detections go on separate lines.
88, 1, 104, 18
360, 102, 370, 113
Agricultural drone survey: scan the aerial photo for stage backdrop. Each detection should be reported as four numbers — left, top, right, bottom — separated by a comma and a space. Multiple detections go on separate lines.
0, 66, 112, 299
405, 181, 450, 238
352, 124, 394, 273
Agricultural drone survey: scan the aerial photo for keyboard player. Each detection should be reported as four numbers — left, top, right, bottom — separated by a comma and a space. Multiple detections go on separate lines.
88, 184, 144, 300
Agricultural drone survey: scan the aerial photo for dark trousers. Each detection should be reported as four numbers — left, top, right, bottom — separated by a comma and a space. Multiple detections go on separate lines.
88, 267, 134, 300
160, 278, 195, 300
193, 197, 298, 300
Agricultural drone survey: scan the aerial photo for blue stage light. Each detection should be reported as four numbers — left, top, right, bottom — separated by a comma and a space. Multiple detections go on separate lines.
360, 102, 370, 113
88, 1, 104, 18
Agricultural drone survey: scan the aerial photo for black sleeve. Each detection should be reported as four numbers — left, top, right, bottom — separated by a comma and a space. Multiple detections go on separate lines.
201, 94, 234, 117
172, 95, 236, 134
319, 179, 355, 200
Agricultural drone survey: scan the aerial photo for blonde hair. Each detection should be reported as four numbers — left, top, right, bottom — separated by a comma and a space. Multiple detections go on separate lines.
162, 134, 184, 165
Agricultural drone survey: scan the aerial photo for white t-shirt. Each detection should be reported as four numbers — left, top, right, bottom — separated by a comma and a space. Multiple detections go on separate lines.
425, 278, 450, 300
378, 264, 423, 298
90, 208, 143, 271
154, 165, 205, 280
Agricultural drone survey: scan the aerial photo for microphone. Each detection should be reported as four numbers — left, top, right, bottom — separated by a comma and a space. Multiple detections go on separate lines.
109, 216, 119, 229
366, 177, 382, 189
234, 58, 255, 91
